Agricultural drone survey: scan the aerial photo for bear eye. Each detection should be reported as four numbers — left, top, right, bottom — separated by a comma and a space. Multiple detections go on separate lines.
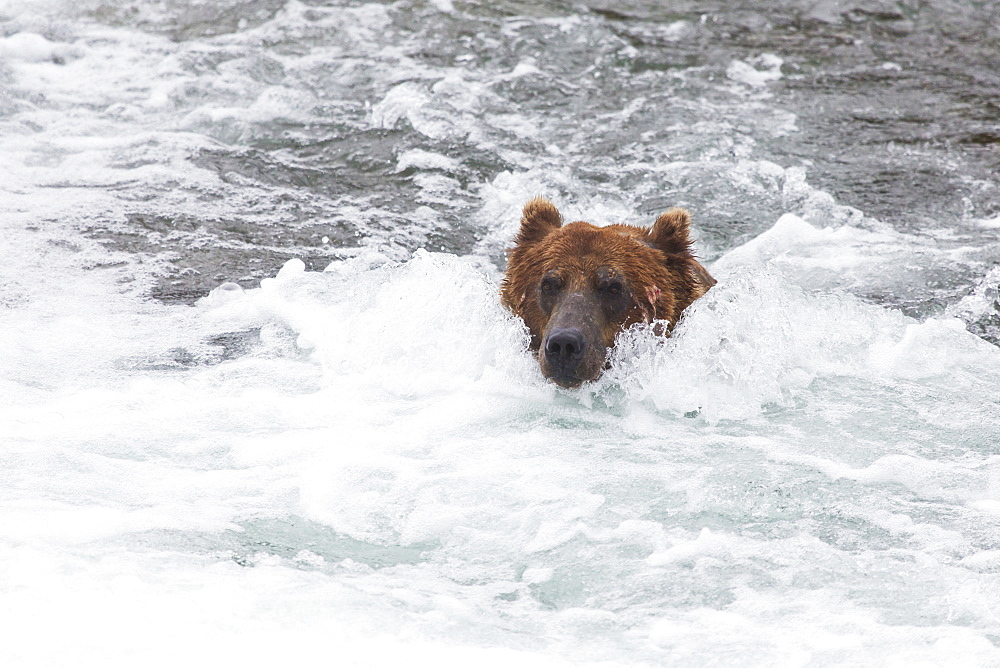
540, 277, 560, 294
601, 281, 623, 296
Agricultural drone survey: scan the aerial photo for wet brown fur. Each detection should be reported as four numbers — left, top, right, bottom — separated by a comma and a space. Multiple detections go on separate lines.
501, 197, 715, 385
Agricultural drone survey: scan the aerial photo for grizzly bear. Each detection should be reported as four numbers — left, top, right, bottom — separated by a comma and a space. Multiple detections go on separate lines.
500, 197, 716, 388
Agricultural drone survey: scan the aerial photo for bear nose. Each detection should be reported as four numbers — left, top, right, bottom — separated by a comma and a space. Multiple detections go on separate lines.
545, 328, 585, 365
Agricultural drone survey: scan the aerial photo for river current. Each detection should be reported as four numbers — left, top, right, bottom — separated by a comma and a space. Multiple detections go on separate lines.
2, 0, 1000, 665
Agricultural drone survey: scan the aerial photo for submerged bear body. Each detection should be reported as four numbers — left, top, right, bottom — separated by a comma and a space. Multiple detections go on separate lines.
501, 197, 715, 388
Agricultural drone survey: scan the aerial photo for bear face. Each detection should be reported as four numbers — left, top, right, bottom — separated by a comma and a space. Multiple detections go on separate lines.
501, 197, 716, 388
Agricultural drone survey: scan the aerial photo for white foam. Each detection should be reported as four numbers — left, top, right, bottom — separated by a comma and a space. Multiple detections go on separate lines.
727, 54, 784, 87
202, 252, 535, 394
601, 269, 883, 420
947, 265, 1000, 325
370, 72, 501, 144
370, 82, 434, 132
395, 149, 460, 173
0, 547, 596, 668
0, 32, 64, 62
4, 239, 1000, 664
708, 210, 971, 311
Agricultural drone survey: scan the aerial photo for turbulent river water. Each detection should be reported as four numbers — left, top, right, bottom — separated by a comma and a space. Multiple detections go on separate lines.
2, 0, 1000, 665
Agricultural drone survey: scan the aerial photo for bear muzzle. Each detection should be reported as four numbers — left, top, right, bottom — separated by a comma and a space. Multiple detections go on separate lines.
538, 293, 607, 388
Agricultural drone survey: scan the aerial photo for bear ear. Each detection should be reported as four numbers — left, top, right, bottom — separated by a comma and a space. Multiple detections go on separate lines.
515, 197, 562, 245
646, 208, 693, 255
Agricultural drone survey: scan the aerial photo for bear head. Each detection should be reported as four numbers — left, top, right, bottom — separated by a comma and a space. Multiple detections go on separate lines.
500, 197, 715, 388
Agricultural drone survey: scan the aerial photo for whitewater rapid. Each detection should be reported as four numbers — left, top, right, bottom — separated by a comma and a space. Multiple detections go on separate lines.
2, 0, 1000, 665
